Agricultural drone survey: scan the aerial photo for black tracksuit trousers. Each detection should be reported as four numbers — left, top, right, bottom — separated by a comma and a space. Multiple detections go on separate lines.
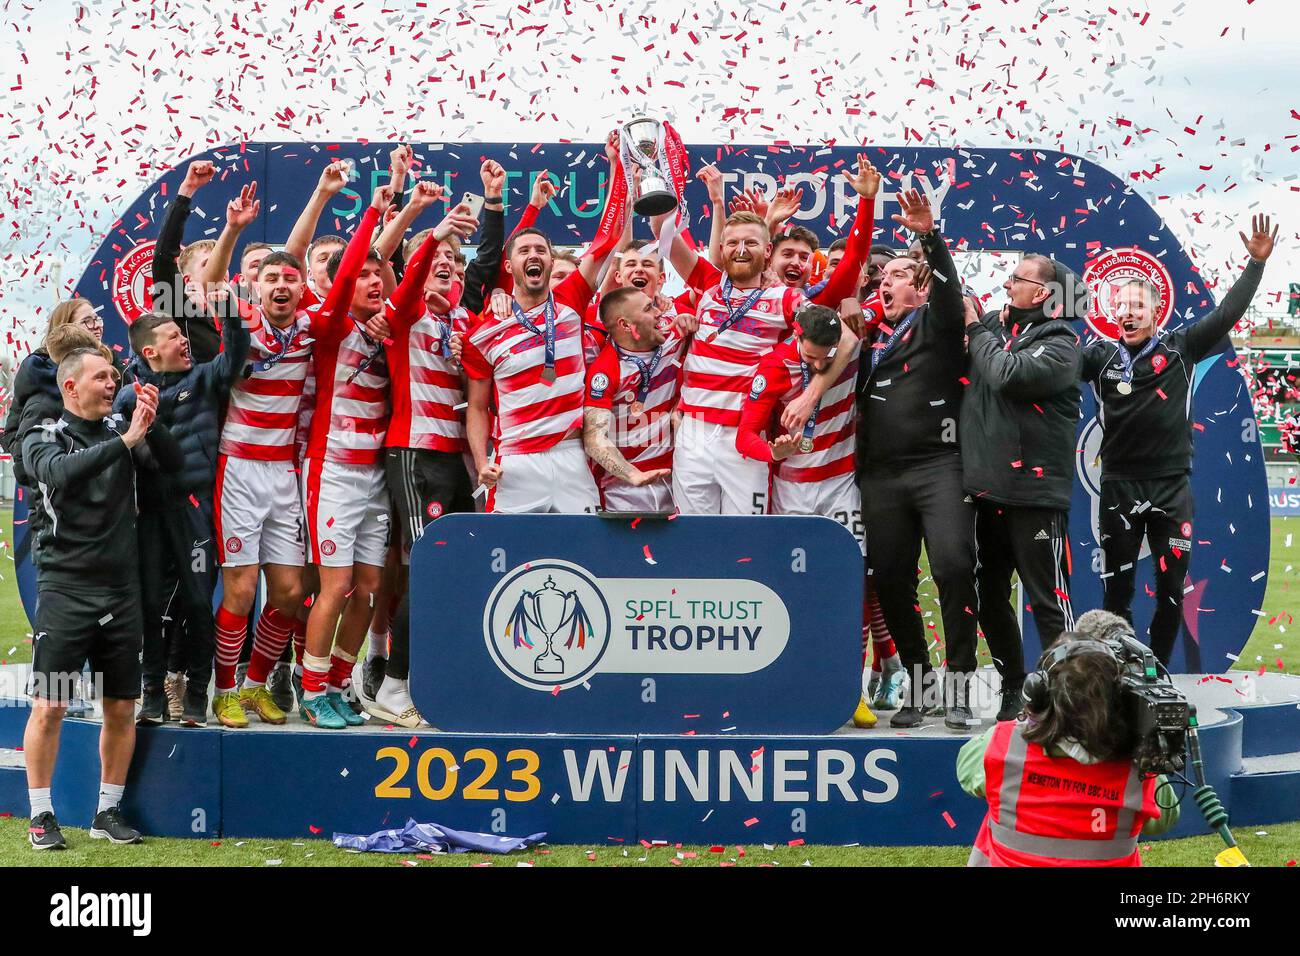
1098, 476, 1194, 666
860, 454, 978, 689
973, 499, 1075, 687
139, 496, 218, 690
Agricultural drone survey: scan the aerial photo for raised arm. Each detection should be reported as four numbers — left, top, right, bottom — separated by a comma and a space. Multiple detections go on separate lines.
374, 179, 445, 264
892, 188, 965, 334
152, 160, 215, 309
1183, 215, 1276, 361
812, 154, 881, 306
462, 160, 507, 313
201, 181, 261, 290
315, 187, 390, 329
650, 206, 718, 292
387, 201, 478, 335
696, 165, 727, 269
492, 176, 550, 294
576, 133, 631, 292
284, 160, 351, 267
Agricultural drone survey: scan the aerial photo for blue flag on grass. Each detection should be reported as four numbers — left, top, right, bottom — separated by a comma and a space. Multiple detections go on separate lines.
333, 818, 546, 855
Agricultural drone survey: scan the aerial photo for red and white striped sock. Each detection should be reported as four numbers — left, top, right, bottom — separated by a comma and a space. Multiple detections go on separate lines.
300, 653, 331, 699
327, 649, 357, 695
245, 607, 295, 689
865, 581, 898, 669
214, 606, 249, 693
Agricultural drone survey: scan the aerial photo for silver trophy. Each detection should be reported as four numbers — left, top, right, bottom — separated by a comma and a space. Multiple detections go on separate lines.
515, 575, 586, 675
621, 116, 679, 217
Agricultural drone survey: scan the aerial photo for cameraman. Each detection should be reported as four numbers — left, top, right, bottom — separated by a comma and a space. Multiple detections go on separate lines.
957, 625, 1180, 866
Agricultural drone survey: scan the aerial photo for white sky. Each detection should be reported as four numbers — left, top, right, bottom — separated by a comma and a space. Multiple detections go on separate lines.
1, 0, 1297, 361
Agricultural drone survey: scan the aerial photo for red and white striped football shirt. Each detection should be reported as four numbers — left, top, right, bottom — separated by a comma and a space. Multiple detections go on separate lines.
302, 205, 392, 466
462, 271, 595, 456
303, 321, 390, 465
584, 328, 687, 491
220, 307, 314, 461
386, 305, 471, 452
679, 281, 804, 426
737, 337, 861, 483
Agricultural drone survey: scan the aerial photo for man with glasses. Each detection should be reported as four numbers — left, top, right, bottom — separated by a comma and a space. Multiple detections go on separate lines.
960, 255, 1082, 722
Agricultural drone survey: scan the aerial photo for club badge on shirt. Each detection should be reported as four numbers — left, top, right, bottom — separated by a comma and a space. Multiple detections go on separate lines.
589, 372, 610, 400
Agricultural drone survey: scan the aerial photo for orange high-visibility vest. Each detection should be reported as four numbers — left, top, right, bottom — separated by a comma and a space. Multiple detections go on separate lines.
969, 720, 1161, 867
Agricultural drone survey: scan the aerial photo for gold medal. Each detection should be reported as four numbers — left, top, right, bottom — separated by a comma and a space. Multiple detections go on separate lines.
630, 400, 645, 417
798, 436, 815, 453
540, 365, 557, 384
1117, 380, 1132, 396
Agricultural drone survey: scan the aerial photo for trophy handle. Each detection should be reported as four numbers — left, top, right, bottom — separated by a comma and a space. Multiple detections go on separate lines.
521, 594, 545, 631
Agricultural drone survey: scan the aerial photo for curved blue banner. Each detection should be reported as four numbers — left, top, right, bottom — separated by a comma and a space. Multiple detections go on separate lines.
408, 514, 863, 735
8, 141, 1266, 675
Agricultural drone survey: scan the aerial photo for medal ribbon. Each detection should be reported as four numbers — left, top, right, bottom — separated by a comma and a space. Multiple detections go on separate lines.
345, 322, 386, 385
870, 306, 920, 373
618, 345, 666, 405
511, 295, 558, 373
1116, 333, 1161, 388
254, 316, 304, 373
798, 360, 823, 448
713, 276, 764, 339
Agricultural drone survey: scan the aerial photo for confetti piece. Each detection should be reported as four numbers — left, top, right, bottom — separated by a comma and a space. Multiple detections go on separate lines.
643, 545, 657, 565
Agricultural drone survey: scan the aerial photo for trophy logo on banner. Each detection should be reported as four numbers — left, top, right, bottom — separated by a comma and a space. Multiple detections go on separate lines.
506, 574, 598, 676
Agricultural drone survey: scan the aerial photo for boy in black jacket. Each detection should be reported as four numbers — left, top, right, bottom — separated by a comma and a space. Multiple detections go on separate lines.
1081, 215, 1277, 666
115, 289, 250, 725
960, 256, 1083, 721
21, 350, 181, 849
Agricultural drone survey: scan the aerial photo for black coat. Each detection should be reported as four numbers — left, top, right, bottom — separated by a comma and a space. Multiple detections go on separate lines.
22, 410, 182, 589
113, 303, 249, 508
959, 296, 1082, 511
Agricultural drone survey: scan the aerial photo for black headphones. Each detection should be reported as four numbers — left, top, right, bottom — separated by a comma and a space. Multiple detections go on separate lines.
1020, 639, 1120, 714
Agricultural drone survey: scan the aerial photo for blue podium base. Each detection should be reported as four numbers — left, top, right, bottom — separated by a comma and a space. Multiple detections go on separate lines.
1, 669, 1297, 846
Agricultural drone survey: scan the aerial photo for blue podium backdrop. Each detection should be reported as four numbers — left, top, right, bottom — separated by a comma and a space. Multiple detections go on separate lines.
9, 141, 1269, 674
409, 515, 864, 735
